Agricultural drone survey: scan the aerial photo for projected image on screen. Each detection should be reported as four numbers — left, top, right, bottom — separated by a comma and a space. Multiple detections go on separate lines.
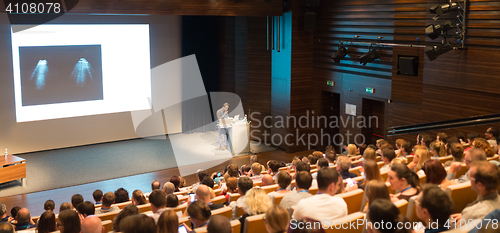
19, 45, 103, 106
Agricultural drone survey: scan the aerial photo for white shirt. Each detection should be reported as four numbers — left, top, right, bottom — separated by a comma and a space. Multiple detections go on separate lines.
279, 190, 312, 209
292, 193, 348, 221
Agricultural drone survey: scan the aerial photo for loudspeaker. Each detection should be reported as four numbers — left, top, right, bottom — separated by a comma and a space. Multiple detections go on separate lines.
398, 56, 419, 76
305, 12, 316, 31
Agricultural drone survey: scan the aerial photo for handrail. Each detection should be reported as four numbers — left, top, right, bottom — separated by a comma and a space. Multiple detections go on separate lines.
388, 113, 500, 136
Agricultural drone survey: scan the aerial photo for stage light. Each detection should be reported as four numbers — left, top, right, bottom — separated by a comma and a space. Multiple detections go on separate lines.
71, 58, 93, 86
359, 49, 379, 66
31, 59, 48, 90
426, 21, 453, 40
426, 42, 453, 61
429, 2, 459, 19
332, 46, 347, 63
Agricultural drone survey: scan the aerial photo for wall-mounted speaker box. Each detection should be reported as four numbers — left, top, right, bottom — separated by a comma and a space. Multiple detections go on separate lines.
304, 12, 316, 31
398, 56, 418, 76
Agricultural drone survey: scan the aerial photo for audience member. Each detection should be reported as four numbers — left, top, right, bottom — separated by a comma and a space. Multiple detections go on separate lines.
485, 127, 499, 148
312, 158, 329, 180
447, 147, 487, 182
267, 160, 280, 178
187, 200, 211, 229
473, 138, 496, 158
250, 163, 263, 182
0, 204, 10, 222
114, 188, 129, 204
223, 177, 238, 202
119, 215, 155, 233
415, 185, 453, 233
359, 147, 376, 167
157, 209, 178, 233
240, 165, 251, 177
429, 141, 447, 157
145, 180, 161, 197
57, 210, 81, 233
76, 201, 95, 218
59, 202, 73, 212
346, 144, 357, 157
81, 216, 103, 233
469, 209, 500, 233
14, 208, 35, 231
367, 199, 412, 233
420, 134, 432, 149
295, 161, 310, 173
398, 140, 411, 158
197, 185, 226, 210
408, 148, 430, 173
265, 205, 289, 233
358, 160, 383, 190
325, 153, 336, 167
445, 142, 464, 167
388, 163, 420, 202
336, 156, 357, 179
166, 194, 179, 208
192, 170, 209, 193
268, 171, 291, 198
112, 204, 139, 232
240, 188, 273, 233
131, 189, 147, 205
280, 171, 312, 209
422, 159, 456, 190
10, 206, 20, 223
229, 176, 253, 218
71, 194, 84, 211
0, 222, 15, 233
466, 133, 481, 151
170, 175, 181, 192
262, 174, 274, 186
207, 215, 231, 233
92, 189, 103, 204
148, 189, 168, 223
362, 180, 391, 213
436, 132, 448, 144
95, 192, 120, 215
43, 200, 55, 212
293, 168, 347, 221
163, 182, 176, 196
380, 147, 396, 173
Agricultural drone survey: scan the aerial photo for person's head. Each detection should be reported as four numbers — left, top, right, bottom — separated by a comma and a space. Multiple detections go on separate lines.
381, 147, 396, 164
151, 180, 161, 191
119, 214, 155, 233
265, 205, 290, 233
336, 156, 351, 172
400, 140, 412, 155
102, 192, 116, 208
169, 176, 180, 191
207, 215, 231, 233
295, 171, 313, 190
197, 170, 208, 183
436, 132, 448, 144
196, 185, 212, 203
227, 164, 239, 177
308, 154, 318, 166
10, 206, 21, 220
295, 161, 310, 173
485, 127, 499, 140
266, 160, 279, 174
241, 164, 251, 176
92, 189, 103, 203
325, 153, 336, 164
244, 188, 272, 215
472, 138, 496, 157
388, 163, 420, 191
420, 134, 432, 147
57, 210, 81, 233
71, 194, 84, 210
59, 202, 73, 212
316, 168, 340, 195
347, 144, 357, 156
376, 139, 387, 149
187, 200, 211, 228
148, 189, 166, 210
276, 171, 292, 190
363, 148, 377, 161
250, 155, 259, 164
449, 142, 464, 161
429, 141, 446, 157
0, 222, 14, 233
317, 158, 329, 168
166, 194, 179, 208
366, 180, 390, 203
367, 199, 410, 233
226, 177, 238, 193
81, 216, 103, 233
76, 201, 95, 218
0, 204, 6, 218
112, 205, 139, 232
36, 211, 57, 233
415, 185, 453, 228
201, 176, 215, 189
237, 176, 253, 196
422, 159, 447, 185
251, 162, 262, 175
222, 103, 229, 111
131, 190, 146, 205
363, 160, 382, 184
262, 174, 274, 186
358, 144, 368, 156
467, 132, 481, 145
16, 208, 31, 225
163, 182, 176, 195
157, 209, 178, 233
414, 148, 430, 171
469, 161, 500, 196
465, 147, 487, 168
43, 199, 55, 211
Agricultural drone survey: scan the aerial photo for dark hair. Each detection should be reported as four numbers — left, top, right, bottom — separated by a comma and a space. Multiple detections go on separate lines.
268, 160, 280, 173
381, 147, 396, 162
76, 201, 95, 217
36, 211, 56, 233
169, 176, 181, 192
422, 159, 447, 185
58, 210, 81, 233
471, 161, 500, 191
295, 161, 310, 172
420, 134, 432, 147
131, 190, 147, 205
237, 176, 253, 195
119, 214, 155, 233
197, 171, 209, 182
166, 194, 179, 208
149, 189, 166, 208
317, 158, 328, 168
368, 199, 411, 233
227, 164, 240, 177
114, 188, 129, 204
454, 132, 466, 142
187, 200, 211, 222
488, 127, 500, 138
316, 168, 340, 190
44, 200, 55, 211
277, 171, 292, 189
307, 155, 318, 166
112, 205, 139, 232
102, 192, 116, 207
436, 132, 448, 144
10, 206, 21, 220
401, 140, 412, 154
420, 185, 453, 227
151, 180, 161, 191
358, 144, 368, 157
467, 133, 481, 142
242, 164, 251, 174
71, 194, 84, 210
296, 171, 313, 190
390, 163, 420, 189
92, 189, 103, 203
202, 176, 214, 189
207, 215, 231, 233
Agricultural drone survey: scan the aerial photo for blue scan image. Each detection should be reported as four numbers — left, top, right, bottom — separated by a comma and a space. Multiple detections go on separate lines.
71, 58, 93, 86
30, 59, 48, 89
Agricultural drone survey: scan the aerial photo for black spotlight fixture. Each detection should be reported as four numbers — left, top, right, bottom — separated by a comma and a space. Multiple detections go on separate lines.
426, 21, 453, 40
332, 46, 347, 63
359, 48, 380, 66
429, 2, 459, 19
426, 42, 454, 61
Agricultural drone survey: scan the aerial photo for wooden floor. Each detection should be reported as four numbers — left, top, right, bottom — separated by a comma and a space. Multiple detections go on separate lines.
0, 149, 312, 217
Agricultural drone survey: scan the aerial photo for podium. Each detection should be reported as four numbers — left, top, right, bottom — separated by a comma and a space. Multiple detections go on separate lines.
229, 121, 250, 156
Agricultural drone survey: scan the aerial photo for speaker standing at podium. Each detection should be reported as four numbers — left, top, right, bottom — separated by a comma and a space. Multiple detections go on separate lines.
217, 103, 230, 150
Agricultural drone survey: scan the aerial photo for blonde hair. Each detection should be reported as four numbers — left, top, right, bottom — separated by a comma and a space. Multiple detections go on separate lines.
347, 144, 357, 156
363, 148, 377, 161
264, 205, 290, 233
415, 148, 430, 171
429, 141, 447, 157
392, 157, 407, 165
244, 188, 272, 215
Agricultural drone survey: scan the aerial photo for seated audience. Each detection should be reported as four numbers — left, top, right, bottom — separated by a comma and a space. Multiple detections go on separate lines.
223, 177, 238, 202
415, 185, 453, 233
380, 147, 396, 173
336, 156, 357, 179
429, 141, 447, 158
10, 206, 21, 223
81, 216, 103, 233
92, 189, 103, 205
362, 180, 391, 213
76, 201, 95, 218
229, 176, 253, 218
436, 132, 448, 144
388, 163, 420, 202
131, 189, 147, 205
267, 160, 280, 178
0, 204, 10, 222
207, 215, 231, 233
308, 154, 319, 166
187, 200, 211, 229
0, 222, 15, 233
114, 188, 129, 204
421, 159, 456, 190
408, 147, 430, 173
43, 200, 55, 212
268, 171, 291, 198
325, 153, 336, 167
170, 175, 181, 192
119, 215, 155, 233
71, 194, 84, 211
197, 184, 226, 210
358, 160, 383, 190
312, 158, 329, 179
95, 192, 120, 215
420, 134, 433, 150
398, 140, 412, 158
59, 202, 73, 212
466, 133, 481, 151
149, 189, 168, 223
240, 188, 273, 233
295, 161, 311, 173
145, 180, 161, 197
250, 162, 263, 182
451, 161, 500, 225
280, 171, 312, 209
157, 209, 178, 233
367, 199, 412, 233
112, 204, 139, 232
192, 170, 209, 193
447, 148, 487, 182
473, 138, 496, 158
57, 210, 81, 233
484, 127, 499, 149
166, 194, 179, 208
14, 208, 35, 231
240, 165, 251, 177
444, 142, 464, 167
292, 168, 347, 221
359, 147, 377, 168
262, 174, 274, 186
265, 205, 289, 233
347, 144, 357, 157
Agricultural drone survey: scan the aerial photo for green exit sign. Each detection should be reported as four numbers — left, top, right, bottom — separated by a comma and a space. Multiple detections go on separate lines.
326, 81, 335, 86
366, 87, 375, 94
